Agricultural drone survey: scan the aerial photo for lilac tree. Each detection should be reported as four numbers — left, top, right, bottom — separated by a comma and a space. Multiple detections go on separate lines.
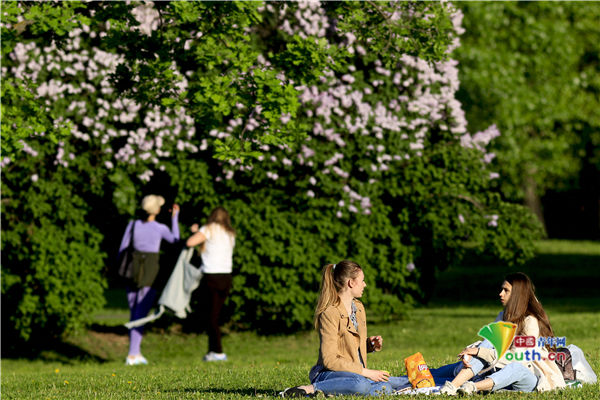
1, 1, 541, 340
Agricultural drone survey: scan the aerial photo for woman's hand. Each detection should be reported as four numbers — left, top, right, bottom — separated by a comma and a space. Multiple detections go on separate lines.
171, 204, 180, 215
190, 223, 199, 233
362, 368, 390, 382
457, 347, 478, 368
369, 336, 383, 351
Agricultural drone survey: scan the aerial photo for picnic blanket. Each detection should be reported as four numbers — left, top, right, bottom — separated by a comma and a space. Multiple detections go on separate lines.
393, 386, 440, 395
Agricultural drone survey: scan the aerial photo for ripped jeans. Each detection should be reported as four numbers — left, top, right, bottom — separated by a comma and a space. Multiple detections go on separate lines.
399, 340, 537, 392
467, 340, 538, 392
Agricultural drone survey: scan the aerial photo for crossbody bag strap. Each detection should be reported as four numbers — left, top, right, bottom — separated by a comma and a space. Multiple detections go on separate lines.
129, 219, 136, 251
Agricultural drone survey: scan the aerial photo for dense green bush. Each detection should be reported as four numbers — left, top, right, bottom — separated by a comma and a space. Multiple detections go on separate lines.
2, 1, 543, 342
1, 167, 106, 346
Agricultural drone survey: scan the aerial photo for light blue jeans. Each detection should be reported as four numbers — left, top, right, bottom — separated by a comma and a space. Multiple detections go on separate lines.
311, 370, 410, 396
465, 340, 538, 392
395, 340, 537, 392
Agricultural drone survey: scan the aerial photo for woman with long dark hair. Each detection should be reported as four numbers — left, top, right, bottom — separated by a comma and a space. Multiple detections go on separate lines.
440, 272, 566, 395
187, 206, 236, 361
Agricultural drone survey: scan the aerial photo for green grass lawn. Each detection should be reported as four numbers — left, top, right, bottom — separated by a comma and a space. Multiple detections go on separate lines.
2, 240, 599, 399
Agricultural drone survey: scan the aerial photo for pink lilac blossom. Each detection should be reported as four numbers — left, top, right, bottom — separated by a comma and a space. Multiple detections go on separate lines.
10, 22, 197, 174
9, 2, 492, 222
487, 215, 499, 227
275, 2, 486, 217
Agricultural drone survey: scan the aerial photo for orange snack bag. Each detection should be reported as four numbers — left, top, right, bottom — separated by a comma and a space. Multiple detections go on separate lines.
404, 352, 435, 388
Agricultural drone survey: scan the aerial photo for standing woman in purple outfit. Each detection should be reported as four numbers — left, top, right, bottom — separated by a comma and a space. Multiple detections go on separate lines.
118, 194, 180, 365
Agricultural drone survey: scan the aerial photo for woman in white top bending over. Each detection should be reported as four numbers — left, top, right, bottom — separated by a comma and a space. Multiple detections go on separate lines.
187, 206, 236, 362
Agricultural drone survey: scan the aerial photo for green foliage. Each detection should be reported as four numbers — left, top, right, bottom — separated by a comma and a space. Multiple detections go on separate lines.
331, 1, 454, 66
1, 164, 106, 345
222, 198, 416, 332
456, 2, 600, 202
0, 77, 68, 160
1, 1, 544, 340
93, 1, 457, 161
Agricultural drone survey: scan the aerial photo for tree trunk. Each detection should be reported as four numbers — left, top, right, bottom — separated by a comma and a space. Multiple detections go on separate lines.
524, 175, 547, 235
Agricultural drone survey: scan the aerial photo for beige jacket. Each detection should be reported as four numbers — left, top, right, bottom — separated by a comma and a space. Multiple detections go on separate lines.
477, 315, 566, 392
312, 300, 375, 375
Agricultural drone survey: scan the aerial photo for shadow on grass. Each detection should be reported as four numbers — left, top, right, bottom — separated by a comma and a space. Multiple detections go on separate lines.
1, 339, 108, 364
89, 322, 129, 336
163, 387, 277, 396
1, 320, 130, 362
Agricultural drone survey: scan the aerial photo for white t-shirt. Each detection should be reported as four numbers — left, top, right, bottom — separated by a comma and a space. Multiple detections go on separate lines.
199, 223, 235, 274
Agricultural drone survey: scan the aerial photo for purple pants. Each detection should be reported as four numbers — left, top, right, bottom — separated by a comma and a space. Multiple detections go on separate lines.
127, 286, 156, 356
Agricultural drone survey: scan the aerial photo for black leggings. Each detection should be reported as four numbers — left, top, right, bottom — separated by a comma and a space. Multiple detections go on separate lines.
202, 273, 232, 353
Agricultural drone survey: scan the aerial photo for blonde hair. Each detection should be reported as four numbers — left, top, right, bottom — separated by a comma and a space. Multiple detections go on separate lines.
313, 260, 362, 330
141, 194, 165, 216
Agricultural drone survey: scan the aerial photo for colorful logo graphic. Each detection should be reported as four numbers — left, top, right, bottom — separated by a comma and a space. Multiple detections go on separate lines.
477, 321, 517, 359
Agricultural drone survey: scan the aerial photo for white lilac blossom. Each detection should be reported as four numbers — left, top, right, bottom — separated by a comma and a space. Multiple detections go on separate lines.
10, 16, 197, 178
266, 2, 489, 216
487, 214, 499, 227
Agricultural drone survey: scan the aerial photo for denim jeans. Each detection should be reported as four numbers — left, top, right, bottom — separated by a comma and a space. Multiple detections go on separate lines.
487, 362, 538, 392
466, 339, 538, 392
466, 339, 493, 376
311, 370, 410, 396
395, 340, 494, 387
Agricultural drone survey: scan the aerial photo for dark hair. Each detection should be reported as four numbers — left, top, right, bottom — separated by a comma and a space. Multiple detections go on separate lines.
503, 272, 554, 338
313, 260, 362, 329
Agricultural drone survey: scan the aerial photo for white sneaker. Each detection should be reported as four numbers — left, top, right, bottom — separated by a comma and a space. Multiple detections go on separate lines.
458, 381, 477, 395
203, 351, 227, 361
440, 381, 458, 396
125, 355, 148, 366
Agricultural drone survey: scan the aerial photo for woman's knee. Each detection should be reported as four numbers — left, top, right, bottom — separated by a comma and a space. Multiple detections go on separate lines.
349, 377, 372, 395
467, 357, 486, 375
490, 362, 536, 392
352, 379, 393, 396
